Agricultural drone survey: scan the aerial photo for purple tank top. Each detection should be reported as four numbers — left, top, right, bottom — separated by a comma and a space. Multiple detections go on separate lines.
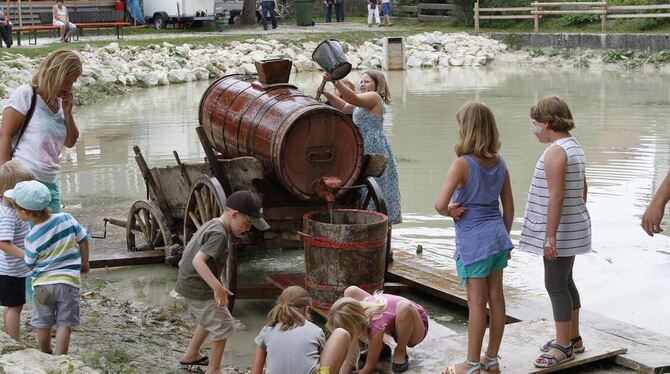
452, 155, 513, 265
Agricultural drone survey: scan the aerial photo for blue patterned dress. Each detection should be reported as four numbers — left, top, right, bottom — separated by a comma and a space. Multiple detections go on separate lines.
352, 104, 402, 224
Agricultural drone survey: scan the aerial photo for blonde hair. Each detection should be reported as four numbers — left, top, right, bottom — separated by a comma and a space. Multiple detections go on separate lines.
362, 70, 391, 105
325, 293, 389, 369
530, 96, 575, 132
454, 101, 500, 159
31, 49, 82, 104
267, 286, 310, 331
0, 161, 35, 196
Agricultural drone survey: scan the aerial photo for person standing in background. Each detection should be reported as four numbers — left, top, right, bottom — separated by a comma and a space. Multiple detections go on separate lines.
0, 8, 12, 48
323, 0, 333, 22
334, 0, 344, 22
260, 0, 278, 30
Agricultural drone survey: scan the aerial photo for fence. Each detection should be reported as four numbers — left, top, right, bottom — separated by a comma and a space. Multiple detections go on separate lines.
474, 1, 670, 33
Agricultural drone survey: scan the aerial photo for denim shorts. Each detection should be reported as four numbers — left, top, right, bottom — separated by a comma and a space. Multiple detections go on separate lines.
456, 250, 510, 286
185, 297, 236, 341
32, 284, 80, 329
382, 3, 391, 15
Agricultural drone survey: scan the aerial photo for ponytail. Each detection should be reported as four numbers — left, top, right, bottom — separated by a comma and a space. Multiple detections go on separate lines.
267, 286, 310, 331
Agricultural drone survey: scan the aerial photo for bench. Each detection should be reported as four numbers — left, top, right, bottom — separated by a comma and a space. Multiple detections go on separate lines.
74, 21, 130, 40
14, 24, 59, 46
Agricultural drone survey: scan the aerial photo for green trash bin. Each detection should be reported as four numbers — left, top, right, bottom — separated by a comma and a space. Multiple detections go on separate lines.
295, 0, 315, 26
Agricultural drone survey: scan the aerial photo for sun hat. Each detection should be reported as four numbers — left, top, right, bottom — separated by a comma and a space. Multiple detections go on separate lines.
3, 180, 51, 211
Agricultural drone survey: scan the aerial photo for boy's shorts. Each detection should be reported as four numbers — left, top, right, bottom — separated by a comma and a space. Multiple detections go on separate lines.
0, 275, 26, 307
456, 250, 510, 286
32, 284, 80, 329
184, 297, 236, 341
313, 367, 330, 374
382, 3, 391, 15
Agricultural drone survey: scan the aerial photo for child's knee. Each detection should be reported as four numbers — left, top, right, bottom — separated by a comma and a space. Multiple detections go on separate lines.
343, 286, 362, 298
330, 327, 351, 344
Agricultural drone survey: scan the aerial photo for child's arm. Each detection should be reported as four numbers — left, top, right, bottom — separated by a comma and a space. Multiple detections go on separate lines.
544, 146, 568, 261
0, 240, 24, 259
435, 157, 468, 219
359, 332, 385, 374
250, 346, 267, 374
192, 251, 234, 309
79, 239, 90, 274
642, 170, 670, 236
500, 167, 514, 233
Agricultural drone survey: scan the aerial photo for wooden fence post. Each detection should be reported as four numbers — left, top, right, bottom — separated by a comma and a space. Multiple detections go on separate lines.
533, 3, 539, 32
601, 1, 607, 33
474, 0, 480, 34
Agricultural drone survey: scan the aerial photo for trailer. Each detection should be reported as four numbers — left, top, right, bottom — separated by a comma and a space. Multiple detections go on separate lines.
143, 0, 243, 28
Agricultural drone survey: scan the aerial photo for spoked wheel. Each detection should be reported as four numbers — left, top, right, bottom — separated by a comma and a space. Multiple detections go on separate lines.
360, 176, 392, 274
126, 200, 173, 253
184, 175, 238, 311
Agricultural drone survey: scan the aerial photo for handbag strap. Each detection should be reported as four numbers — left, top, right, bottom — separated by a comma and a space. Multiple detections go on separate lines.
10, 86, 37, 159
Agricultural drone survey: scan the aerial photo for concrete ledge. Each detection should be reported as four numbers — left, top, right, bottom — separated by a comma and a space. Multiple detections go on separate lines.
488, 32, 670, 52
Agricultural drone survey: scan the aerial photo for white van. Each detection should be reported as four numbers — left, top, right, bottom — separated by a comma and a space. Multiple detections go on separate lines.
143, 0, 244, 28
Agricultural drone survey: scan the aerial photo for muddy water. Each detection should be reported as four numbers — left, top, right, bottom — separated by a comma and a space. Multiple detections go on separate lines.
70, 66, 670, 366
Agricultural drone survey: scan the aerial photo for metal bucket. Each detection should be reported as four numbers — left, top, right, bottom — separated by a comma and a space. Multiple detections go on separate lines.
302, 209, 388, 309
312, 40, 352, 81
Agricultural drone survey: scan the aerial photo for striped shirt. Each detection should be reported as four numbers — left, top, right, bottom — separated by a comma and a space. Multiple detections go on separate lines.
24, 213, 89, 288
0, 202, 31, 277
518, 137, 591, 256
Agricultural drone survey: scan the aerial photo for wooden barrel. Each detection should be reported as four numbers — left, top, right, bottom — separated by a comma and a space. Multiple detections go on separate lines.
199, 74, 364, 201
303, 209, 388, 309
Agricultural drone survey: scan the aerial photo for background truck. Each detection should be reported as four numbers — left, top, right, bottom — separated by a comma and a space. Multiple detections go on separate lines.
142, 0, 244, 28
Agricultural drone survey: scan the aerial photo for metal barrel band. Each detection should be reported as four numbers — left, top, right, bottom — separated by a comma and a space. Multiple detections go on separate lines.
302, 234, 386, 250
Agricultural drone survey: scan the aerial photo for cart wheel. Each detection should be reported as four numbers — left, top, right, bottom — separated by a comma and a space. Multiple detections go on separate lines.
184, 175, 238, 311
126, 200, 173, 253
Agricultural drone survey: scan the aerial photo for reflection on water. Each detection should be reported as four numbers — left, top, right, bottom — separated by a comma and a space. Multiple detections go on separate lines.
70, 67, 670, 336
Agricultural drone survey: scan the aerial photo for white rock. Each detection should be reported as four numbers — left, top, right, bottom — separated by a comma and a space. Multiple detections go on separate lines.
168, 69, 187, 83
192, 67, 210, 80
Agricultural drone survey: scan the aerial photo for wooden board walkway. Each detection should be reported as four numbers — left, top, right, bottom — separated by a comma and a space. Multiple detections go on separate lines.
90, 250, 166, 268
388, 250, 670, 373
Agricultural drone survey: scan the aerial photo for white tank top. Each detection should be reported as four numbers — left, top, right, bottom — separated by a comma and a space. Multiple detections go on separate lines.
55, 5, 67, 21
518, 137, 592, 256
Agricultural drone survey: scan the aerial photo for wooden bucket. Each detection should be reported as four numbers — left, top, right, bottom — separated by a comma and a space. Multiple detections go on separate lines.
302, 209, 388, 309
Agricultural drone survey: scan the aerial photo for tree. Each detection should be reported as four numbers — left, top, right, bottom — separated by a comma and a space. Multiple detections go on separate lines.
241, 0, 257, 24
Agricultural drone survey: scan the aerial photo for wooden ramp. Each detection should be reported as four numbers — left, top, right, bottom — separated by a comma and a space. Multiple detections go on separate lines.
90, 250, 166, 268
388, 250, 670, 373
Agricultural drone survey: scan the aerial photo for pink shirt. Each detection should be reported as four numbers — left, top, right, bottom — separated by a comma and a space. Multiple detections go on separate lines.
365, 294, 412, 337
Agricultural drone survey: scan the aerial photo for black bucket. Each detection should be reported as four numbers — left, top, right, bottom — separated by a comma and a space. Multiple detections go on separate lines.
312, 40, 352, 81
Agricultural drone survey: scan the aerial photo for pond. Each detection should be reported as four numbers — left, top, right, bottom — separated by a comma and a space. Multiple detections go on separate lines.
69, 65, 670, 352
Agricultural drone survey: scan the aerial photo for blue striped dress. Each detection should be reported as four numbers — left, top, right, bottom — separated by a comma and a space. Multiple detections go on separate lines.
518, 137, 592, 256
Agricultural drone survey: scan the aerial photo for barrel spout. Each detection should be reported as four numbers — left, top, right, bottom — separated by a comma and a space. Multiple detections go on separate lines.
312, 176, 342, 203
254, 59, 292, 85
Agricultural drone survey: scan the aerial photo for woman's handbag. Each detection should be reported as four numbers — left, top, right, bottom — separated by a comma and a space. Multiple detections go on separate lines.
10, 86, 37, 159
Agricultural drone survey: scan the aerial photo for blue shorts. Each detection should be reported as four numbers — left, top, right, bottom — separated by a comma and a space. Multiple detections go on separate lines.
456, 250, 510, 286
382, 2, 391, 15
32, 284, 80, 329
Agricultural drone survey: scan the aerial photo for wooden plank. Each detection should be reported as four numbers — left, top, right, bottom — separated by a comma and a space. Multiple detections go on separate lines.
418, 14, 454, 22
417, 3, 457, 11
480, 15, 536, 19
90, 250, 165, 268
532, 10, 606, 15
478, 7, 533, 12
609, 5, 670, 11
531, 1, 606, 6
235, 283, 282, 299
608, 13, 670, 19
396, 5, 417, 12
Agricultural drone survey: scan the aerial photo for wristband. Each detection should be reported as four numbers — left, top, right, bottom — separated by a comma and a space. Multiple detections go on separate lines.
544, 237, 555, 247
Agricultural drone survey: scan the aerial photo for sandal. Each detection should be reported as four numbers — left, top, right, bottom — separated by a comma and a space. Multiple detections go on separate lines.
480, 354, 501, 373
391, 354, 409, 373
179, 355, 209, 367
444, 360, 481, 374
534, 342, 574, 368
540, 335, 585, 353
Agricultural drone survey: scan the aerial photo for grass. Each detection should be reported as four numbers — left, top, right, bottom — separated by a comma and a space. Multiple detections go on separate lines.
85, 347, 135, 374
